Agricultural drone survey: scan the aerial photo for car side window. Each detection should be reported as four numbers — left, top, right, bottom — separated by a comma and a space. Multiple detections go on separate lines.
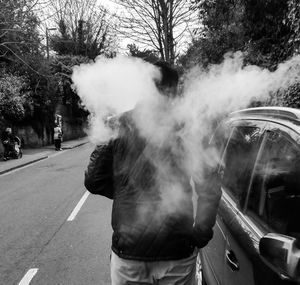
246, 130, 300, 238
220, 126, 261, 206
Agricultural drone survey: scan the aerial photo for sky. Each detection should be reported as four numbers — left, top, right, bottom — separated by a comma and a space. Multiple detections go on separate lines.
99, 0, 119, 11
98, 0, 134, 52
38, 0, 196, 55
97, 0, 197, 54
36, 0, 130, 53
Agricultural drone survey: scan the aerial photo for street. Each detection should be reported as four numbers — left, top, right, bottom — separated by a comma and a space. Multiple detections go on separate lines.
0, 143, 112, 285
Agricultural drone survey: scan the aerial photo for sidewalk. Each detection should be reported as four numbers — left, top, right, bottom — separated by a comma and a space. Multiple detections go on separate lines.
0, 136, 90, 175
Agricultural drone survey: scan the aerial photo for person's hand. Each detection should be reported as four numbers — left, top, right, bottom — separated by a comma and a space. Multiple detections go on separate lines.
191, 228, 214, 249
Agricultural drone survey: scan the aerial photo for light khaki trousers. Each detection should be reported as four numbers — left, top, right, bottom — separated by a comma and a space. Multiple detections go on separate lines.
111, 250, 197, 285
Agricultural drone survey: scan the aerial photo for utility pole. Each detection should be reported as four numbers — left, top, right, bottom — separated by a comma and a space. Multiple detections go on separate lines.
46, 27, 57, 60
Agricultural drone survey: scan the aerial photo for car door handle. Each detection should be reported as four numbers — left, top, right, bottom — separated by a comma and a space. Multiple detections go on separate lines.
225, 249, 240, 271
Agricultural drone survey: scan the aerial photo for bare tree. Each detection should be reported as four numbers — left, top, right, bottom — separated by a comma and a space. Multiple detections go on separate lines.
113, 0, 198, 63
42, 0, 117, 58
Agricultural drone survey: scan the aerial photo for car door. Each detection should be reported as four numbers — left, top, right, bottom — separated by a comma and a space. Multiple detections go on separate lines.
222, 191, 258, 285
200, 215, 227, 285
201, 119, 266, 285
218, 120, 266, 285
243, 122, 300, 284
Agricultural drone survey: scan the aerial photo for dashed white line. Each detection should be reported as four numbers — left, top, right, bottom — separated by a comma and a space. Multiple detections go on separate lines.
18, 268, 38, 285
17, 192, 88, 284
67, 191, 89, 221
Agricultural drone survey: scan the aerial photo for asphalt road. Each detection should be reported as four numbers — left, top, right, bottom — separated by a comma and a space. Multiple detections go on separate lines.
0, 143, 112, 285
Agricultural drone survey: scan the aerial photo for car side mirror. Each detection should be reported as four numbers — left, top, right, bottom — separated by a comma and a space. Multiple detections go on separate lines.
259, 233, 300, 281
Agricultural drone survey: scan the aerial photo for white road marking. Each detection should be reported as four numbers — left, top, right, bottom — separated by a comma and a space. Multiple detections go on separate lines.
67, 191, 89, 221
0, 146, 78, 177
18, 268, 38, 285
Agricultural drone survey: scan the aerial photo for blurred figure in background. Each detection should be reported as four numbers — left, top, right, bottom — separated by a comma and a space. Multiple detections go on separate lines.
1, 127, 21, 160
53, 123, 63, 151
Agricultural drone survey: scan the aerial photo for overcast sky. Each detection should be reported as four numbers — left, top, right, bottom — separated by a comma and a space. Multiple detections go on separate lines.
97, 0, 132, 52
99, 0, 120, 13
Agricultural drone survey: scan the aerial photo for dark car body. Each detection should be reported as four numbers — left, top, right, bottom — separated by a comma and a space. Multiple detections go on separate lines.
199, 107, 300, 285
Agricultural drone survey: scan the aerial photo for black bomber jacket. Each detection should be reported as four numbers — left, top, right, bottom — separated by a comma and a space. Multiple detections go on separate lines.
84, 111, 221, 261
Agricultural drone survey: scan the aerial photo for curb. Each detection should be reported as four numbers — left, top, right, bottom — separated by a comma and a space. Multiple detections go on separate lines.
62, 142, 88, 150
0, 156, 48, 175
0, 141, 89, 176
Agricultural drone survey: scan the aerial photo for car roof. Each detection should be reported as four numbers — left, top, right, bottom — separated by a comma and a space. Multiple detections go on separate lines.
228, 107, 300, 133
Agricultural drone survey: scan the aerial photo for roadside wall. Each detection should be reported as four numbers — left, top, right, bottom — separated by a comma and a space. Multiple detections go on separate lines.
0, 121, 86, 152
55, 103, 87, 141
0, 103, 87, 155
62, 119, 87, 141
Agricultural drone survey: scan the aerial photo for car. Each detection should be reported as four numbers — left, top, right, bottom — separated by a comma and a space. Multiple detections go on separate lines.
198, 107, 300, 285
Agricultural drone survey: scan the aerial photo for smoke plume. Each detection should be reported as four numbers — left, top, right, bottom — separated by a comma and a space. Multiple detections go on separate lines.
72, 52, 300, 215
72, 55, 161, 142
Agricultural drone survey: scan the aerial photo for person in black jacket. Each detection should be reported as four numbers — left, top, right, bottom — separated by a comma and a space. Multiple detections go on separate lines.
84, 61, 221, 285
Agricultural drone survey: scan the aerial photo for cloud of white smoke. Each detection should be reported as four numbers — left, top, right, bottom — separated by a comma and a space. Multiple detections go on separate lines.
72, 55, 161, 143
72, 51, 300, 217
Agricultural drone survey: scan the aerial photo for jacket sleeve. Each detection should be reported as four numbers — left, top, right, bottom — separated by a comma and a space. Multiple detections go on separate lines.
84, 142, 114, 199
192, 165, 222, 248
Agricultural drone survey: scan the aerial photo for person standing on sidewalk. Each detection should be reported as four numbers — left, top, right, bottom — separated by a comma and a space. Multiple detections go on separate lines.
53, 123, 63, 151
84, 61, 221, 285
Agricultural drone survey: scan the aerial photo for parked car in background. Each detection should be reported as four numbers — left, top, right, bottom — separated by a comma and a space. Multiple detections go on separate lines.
199, 107, 300, 285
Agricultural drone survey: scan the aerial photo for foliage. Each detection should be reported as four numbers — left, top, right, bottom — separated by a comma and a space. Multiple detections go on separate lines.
0, 0, 61, 135
179, 0, 246, 67
287, 0, 300, 55
0, 0, 41, 66
2, 54, 62, 137
180, 0, 292, 69
242, 0, 291, 68
242, 0, 299, 106
178, 0, 300, 108
50, 55, 90, 120
114, 0, 198, 64
48, 0, 117, 59
0, 73, 29, 122
0, 0, 93, 141
127, 44, 160, 63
